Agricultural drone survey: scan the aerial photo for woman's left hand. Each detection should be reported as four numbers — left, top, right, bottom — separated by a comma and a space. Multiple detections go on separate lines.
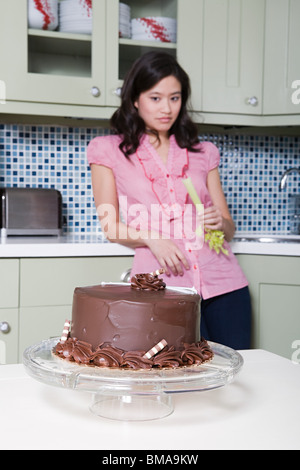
198, 205, 223, 231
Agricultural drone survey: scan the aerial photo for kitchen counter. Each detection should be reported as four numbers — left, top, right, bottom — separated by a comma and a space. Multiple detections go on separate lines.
0, 233, 299, 258
0, 349, 299, 450
0, 234, 135, 258
230, 239, 300, 256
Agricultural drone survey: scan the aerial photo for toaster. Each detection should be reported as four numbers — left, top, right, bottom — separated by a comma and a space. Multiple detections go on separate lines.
0, 187, 63, 236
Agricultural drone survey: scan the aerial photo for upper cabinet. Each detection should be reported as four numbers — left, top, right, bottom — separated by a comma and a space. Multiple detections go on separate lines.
106, 0, 177, 107
105, 0, 204, 110
0, 0, 107, 108
0, 0, 299, 125
202, 0, 265, 115
263, 0, 300, 115
0, 0, 196, 118
201, 0, 300, 124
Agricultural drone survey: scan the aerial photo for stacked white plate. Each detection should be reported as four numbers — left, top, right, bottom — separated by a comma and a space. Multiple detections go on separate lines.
59, 0, 93, 35
28, 0, 58, 31
119, 2, 131, 38
131, 17, 177, 43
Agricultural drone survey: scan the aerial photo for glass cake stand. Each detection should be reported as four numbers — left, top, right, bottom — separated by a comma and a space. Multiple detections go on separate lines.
23, 338, 243, 421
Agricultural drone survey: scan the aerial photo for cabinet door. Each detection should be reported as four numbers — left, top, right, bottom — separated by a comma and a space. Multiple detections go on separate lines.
0, 259, 19, 309
20, 257, 133, 307
260, 284, 300, 360
177, 0, 204, 112
105, 0, 178, 107
19, 305, 71, 362
236, 254, 300, 359
0, 0, 106, 106
263, 0, 300, 115
202, 0, 265, 114
0, 309, 18, 364
18, 256, 133, 362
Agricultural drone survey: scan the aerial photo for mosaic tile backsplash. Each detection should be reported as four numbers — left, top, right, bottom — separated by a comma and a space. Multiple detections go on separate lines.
0, 123, 300, 235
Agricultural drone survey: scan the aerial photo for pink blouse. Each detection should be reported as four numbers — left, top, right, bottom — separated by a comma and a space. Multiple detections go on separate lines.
87, 134, 248, 299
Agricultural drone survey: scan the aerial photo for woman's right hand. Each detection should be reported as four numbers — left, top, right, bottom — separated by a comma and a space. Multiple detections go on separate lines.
145, 236, 190, 277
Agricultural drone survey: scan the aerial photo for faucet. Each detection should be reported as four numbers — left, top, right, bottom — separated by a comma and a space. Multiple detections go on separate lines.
279, 168, 300, 191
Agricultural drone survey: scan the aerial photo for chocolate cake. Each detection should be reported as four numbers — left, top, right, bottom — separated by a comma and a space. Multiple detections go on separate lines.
54, 271, 213, 369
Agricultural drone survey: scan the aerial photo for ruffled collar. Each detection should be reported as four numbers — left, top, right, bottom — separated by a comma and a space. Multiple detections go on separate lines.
136, 134, 189, 180
135, 134, 189, 217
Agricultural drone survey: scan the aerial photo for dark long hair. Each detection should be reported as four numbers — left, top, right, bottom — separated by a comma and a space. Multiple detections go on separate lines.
110, 51, 200, 158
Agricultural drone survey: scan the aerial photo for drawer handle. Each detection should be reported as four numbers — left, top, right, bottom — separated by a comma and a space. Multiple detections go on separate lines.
120, 268, 132, 283
0, 322, 10, 334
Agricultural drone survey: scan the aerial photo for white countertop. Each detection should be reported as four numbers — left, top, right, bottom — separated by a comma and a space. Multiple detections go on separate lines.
0, 234, 135, 258
230, 240, 300, 256
0, 232, 299, 257
0, 349, 299, 450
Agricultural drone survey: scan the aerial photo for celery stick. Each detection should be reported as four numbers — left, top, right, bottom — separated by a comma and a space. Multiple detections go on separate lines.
183, 177, 228, 255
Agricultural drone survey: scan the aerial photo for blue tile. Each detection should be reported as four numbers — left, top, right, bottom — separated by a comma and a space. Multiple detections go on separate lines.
1, 124, 300, 235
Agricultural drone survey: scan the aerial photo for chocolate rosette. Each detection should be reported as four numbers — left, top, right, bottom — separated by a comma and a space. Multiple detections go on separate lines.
91, 344, 124, 368
131, 272, 166, 291
181, 339, 214, 365
152, 346, 183, 368
121, 351, 153, 370
55, 338, 93, 365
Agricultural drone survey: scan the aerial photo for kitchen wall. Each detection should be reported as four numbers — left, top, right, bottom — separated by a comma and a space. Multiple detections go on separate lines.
1, 122, 300, 235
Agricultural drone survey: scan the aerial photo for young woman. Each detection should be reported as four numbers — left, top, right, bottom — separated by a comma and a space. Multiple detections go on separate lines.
87, 51, 251, 349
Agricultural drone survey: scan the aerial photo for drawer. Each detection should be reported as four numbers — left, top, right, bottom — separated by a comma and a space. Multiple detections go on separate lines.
19, 305, 72, 361
0, 308, 18, 364
0, 259, 19, 308
20, 257, 133, 307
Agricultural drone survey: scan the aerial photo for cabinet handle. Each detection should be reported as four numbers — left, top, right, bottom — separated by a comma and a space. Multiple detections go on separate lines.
120, 268, 131, 283
91, 86, 101, 97
246, 96, 259, 106
114, 87, 122, 97
0, 322, 10, 334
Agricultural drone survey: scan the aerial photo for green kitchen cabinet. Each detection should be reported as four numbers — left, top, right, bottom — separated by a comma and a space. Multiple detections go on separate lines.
0, 260, 19, 364
0, 255, 133, 364
236, 254, 300, 359
263, 0, 300, 115
19, 256, 133, 307
1, 0, 300, 124
202, 0, 265, 115
18, 305, 72, 362
0, 0, 204, 117
0, 259, 19, 309
106, 0, 204, 112
106, 0, 178, 107
0, 0, 107, 109
18, 256, 133, 361
0, 309, 19, 364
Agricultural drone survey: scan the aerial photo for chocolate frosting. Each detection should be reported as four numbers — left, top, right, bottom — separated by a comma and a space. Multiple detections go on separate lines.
54, 337, 213, 370
64, 276, 206, 369
131, 273, 166, 291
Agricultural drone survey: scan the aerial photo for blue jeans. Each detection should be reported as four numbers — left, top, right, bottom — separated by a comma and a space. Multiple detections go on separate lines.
200, 286, 252, 350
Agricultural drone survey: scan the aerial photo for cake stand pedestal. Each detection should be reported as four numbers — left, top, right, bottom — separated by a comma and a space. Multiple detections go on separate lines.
23, 338, 243, 421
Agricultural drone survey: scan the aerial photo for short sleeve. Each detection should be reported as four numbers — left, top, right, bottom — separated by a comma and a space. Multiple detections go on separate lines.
87, 136, 116, 169
202, 141, 220, 171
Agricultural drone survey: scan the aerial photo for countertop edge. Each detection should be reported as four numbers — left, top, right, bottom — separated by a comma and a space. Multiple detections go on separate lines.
0, 237, 299, 258
0, 239, 135, 258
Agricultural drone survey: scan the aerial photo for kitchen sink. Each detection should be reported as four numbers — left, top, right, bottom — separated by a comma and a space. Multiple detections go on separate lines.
233, 234, 300, 243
